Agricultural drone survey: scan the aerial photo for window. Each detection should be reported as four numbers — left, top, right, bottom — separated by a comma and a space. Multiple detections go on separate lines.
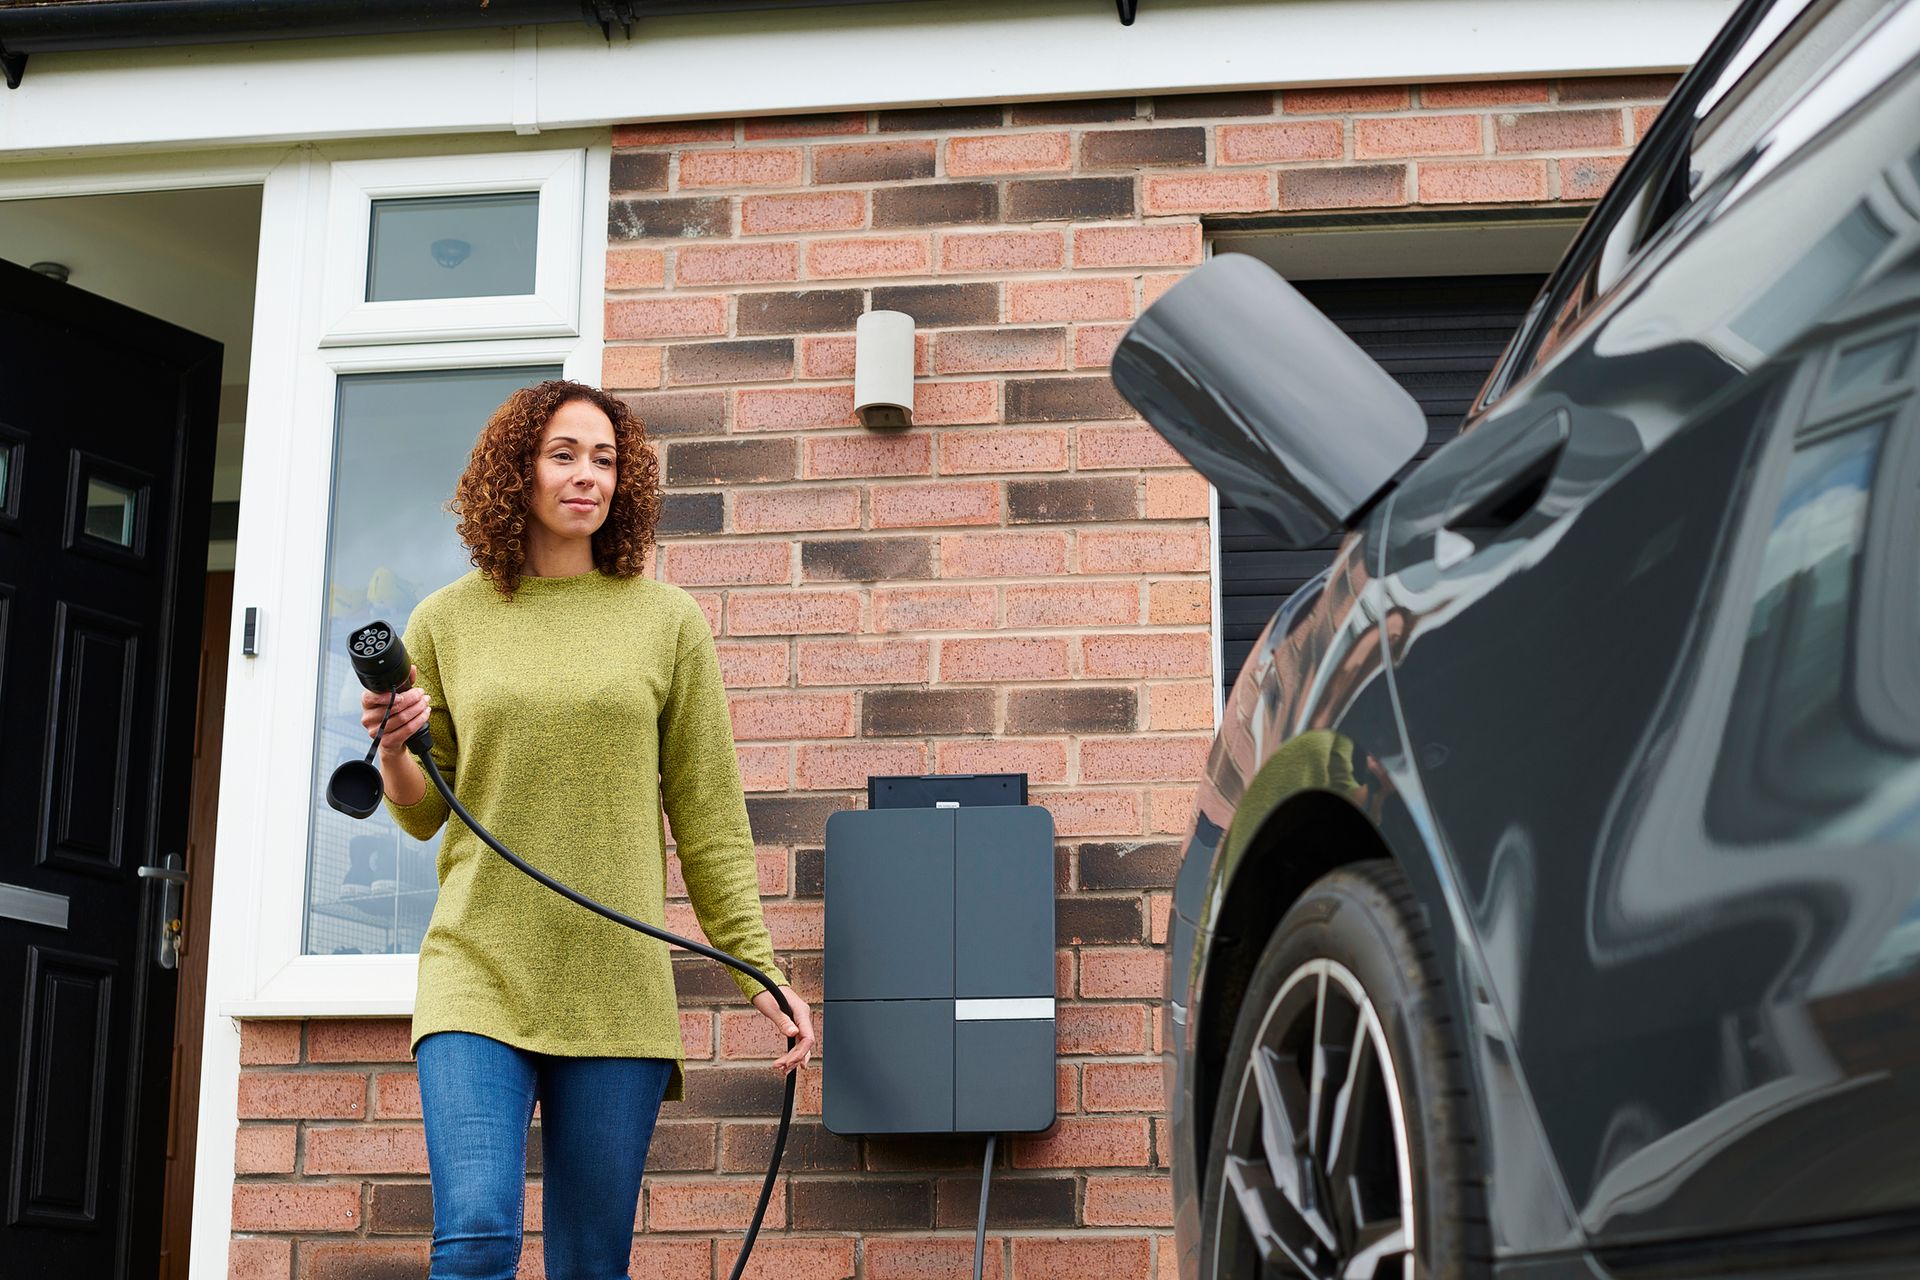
1488, 0, 1888, 397
304, 365, 560, 957
321, 150, 585, 346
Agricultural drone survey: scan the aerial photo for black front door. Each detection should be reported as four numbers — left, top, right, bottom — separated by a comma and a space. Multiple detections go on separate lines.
0, 256, 219, 1277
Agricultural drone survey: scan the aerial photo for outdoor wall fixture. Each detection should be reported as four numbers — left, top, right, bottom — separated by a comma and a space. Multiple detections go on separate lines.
28, 261, 70, 282
854, 309, 915, 430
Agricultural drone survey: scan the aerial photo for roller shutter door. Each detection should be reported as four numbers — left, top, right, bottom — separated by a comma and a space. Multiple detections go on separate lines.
1217, 273, 1547, 688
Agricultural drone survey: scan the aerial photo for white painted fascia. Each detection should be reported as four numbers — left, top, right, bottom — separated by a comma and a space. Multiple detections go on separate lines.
0, 0, 1734, 159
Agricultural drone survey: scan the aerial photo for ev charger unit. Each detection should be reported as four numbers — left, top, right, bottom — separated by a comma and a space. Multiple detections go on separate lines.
822, 775, 1056, 1137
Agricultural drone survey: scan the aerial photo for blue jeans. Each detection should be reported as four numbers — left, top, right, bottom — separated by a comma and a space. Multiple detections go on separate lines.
415, 1031, 674, 1279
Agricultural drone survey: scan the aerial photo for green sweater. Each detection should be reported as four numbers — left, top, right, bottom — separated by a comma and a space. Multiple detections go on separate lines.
384, 567, 784, 1101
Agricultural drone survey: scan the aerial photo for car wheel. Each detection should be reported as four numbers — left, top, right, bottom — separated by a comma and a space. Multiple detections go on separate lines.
1198, 860, 1486, 1280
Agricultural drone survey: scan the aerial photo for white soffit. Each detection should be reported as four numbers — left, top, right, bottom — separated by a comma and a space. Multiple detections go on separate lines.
0, 0, 1734, 158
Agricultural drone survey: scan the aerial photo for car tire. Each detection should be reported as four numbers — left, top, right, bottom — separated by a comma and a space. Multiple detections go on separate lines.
1198, 859, 1487, 1280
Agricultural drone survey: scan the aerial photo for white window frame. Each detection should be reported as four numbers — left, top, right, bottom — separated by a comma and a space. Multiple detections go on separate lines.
320, 149, 586, 347
244, 138, 609, 1015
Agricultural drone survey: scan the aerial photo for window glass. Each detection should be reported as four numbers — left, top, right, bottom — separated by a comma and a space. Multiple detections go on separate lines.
304, 364, 560, 956
366, 192, 540, 303
82, 475, 139, 547
0, 440, 12, 510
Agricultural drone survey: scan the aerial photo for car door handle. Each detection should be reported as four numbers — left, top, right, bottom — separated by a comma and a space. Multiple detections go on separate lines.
1433, 411, 1570, 567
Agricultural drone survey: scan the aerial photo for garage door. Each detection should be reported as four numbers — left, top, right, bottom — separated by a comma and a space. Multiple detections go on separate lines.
1217, 272, 1547, 688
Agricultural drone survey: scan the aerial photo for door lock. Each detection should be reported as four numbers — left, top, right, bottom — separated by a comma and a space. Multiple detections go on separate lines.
138, 855, 189, 970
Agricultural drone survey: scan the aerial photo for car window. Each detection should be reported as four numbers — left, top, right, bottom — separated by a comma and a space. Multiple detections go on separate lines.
1706, 315, 1920, 846
1488, 0, 1890, 397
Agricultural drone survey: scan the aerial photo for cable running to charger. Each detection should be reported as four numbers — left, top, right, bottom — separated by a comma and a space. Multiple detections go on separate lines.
327, 622, 794, 1280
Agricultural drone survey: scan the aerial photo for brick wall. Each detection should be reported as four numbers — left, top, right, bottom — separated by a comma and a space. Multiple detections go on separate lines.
228, 75, 1671, 1280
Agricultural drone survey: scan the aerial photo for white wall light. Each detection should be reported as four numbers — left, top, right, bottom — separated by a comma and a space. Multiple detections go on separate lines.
854, 309, 915, 429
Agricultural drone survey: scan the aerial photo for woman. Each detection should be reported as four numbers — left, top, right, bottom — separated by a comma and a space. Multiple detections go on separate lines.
363, 378, 815, 1279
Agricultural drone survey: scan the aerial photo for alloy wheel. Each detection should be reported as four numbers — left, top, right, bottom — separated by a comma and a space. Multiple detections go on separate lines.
1208, 958, 1413, 1280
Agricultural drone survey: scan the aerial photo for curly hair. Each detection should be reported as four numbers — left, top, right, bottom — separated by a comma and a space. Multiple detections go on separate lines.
450, 379, 661, 595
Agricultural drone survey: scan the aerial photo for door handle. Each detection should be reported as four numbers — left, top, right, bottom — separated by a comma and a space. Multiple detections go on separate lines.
1433, 410, 1570, 567
140, 853, 187, 970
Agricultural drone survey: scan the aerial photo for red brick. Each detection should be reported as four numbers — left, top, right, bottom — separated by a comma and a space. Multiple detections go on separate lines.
1086, 1175, 1175, 1226
737, 385, 858, 432
871, 481, 1001, 529
1282, 85, 1409, 113
303, 1241, 433, 1279
690, 592, 723, 635
1072, 324, 1130, 369
1083, 1062, 1168, 1113
1555, 73, 1679, 102
1080, 528, 1208, 573
934, 738, 1069, 783
745, 112, 869, 139
1422, 79, 1548, 107
629, 1238, 715, 1280
736, 1236, 857, 1280
939, 637, 1072, 681
614, 122, 733, 146
1078, 425, 1183, 469
734, 487, 861, 535
813, 140, 937, 184
1074, 224, 1202, 268
1149, 787, 1196, 834
1143, 273, 1186, 307
717, 641, 791, 688
1150, 893, 1173, 945
239, 1020, 300, 1066
231, 1182, 362, 1232
805, 432, 932, 478
807, 235, 932, 279
728, 589, 862, 635
1355, 113, 1482, 158
1008, 278, 1133, 323
940, 231, 1065, 274
606, 295, 728, 339
236, 1072, 364, 1120
1011, 1116, 1151, 1168
940, 532, 1068, 578
873, 585, 997, 632
1277, 165, 1408, 210
681, 1011, 716, 1059
1059, 1062, 1080, 1112
940, 428, 1068, 476
763, 901, 827, 949
648, 1180, 788, 1231
867, 1236, 1008, 1280
1035, 788, 1144, 837
1418, 159, 1549, 203
1081, 736, 1211, 782
234, 1124, 296, 1174
947, 132, 1071, 176
603, 345, 664, 390
797, 742, 930, 790
1495, 109, 1623, 152
305, 1124, 429, 1175
1217, 120, 1343, 164
1005, 582, 1139, 628
1082, 633, 1211, 679
228, 1236, 292, 1280
729, 692, 857, 739
373, 1070, 421, 1119
741, 190, 867, 235
737, 743, 791, 790
800, 333, 933, 380
798, 639, 930, 685
1015, 1236, 1149, 1279
1148, 680, 1214, 731
1057, 1003, 1150, 1055
309, 1020, 414, 1059
661, 542, 792, 588
1081, 949, 1164, 999
1143, 171, 1273, 215
679, 147, 803, 187
936, 328, 1065, 375
1144, 472, 1210, 519
915, 381, 1000, 426
675, 241, 799, 285
1560, 155, 1628, 200
607, 246, 667, 289
1631, 104, 1665, 141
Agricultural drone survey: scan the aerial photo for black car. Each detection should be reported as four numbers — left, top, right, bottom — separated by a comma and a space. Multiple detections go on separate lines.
1111, 1, 1920, 1277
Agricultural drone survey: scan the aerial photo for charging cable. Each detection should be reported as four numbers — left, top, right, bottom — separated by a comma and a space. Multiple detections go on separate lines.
327, 623, 795, 1280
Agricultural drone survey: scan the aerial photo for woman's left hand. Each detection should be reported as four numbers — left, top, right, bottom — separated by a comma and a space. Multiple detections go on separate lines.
752, 986, 815, 1076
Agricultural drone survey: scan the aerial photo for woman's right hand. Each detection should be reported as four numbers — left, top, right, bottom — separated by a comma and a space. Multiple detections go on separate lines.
361, 666, 431, 759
